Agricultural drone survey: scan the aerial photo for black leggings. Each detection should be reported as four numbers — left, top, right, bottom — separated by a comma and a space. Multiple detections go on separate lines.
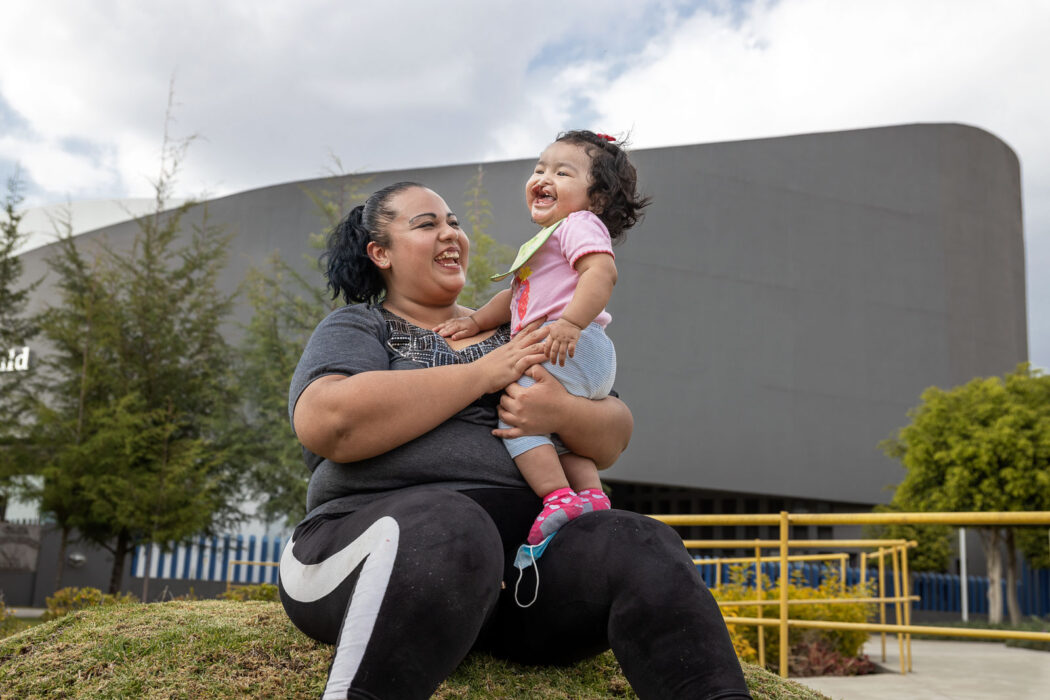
279, 487, 750, 700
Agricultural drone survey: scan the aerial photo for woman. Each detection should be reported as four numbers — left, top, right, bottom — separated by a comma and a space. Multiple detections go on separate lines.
279, 182, 750, 700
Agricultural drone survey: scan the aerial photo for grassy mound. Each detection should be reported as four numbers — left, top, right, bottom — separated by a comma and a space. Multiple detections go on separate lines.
0, 601, 827, 699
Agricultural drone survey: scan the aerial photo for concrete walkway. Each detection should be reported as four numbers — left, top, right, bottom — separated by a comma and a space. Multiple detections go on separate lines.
794, 636, 1050, 699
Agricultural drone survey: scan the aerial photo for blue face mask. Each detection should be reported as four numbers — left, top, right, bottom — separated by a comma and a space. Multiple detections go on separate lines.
513, 533, 555, 608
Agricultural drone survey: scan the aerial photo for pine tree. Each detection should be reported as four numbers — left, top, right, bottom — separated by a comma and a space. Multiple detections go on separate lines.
28, 90, 243, 596
0, 169, 39, 517
234, 169, 371, 528
459, 165, 513, 309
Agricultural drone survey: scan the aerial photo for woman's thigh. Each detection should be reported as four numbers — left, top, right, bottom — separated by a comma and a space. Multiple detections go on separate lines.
279, 488, 505, 699
476, 507, 750, 698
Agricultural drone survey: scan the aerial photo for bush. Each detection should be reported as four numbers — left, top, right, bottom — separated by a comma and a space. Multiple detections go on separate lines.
789, 638, 876, 677
43, 587, 139, 620
0, 594, 18, 638
218, 583, 280, 602
713, 565, 876, 674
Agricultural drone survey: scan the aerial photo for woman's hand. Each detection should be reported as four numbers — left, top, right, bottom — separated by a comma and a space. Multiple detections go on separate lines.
433, 315, 480, 340
494, 364, 633, 469
474, 319, 549, 394
493, 364, 567, 438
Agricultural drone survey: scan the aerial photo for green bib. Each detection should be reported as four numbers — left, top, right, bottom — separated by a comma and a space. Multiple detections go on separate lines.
490, 219, 565, 282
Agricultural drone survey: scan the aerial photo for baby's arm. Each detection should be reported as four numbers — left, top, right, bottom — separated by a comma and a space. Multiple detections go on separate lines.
434, 288, 512, 340
547, 253, 618, 366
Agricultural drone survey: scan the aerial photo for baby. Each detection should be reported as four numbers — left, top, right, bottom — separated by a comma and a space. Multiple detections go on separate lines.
436, 130, 649, 546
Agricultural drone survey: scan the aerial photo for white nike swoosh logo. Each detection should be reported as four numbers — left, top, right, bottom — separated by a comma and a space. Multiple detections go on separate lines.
280, 516, 400, 603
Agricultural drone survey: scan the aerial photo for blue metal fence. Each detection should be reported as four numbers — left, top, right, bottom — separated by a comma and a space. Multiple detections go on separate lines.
132, 536, 1049, 613
130, 534, 287, 585
695, 557, 1050, 617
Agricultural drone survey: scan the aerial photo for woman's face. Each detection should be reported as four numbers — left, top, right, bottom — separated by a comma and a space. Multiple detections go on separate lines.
367, 187, 469, 305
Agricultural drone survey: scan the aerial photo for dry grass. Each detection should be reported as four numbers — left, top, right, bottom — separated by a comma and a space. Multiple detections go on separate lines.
0, 600, 828, 699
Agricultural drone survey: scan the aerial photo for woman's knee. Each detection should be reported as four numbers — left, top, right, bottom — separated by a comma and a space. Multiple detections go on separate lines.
560, 509, 701, 588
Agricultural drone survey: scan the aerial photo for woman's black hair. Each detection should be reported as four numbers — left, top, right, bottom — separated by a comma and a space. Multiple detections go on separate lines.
555, 130, 651, 241
321, 181, 423, 305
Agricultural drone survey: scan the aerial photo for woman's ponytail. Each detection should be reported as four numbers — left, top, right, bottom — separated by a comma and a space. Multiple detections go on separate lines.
321, 181, 423, 305
323, 204, 383, 304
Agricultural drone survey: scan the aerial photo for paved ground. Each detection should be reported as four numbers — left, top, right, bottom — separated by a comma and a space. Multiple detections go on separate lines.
794, 636, 1050, 699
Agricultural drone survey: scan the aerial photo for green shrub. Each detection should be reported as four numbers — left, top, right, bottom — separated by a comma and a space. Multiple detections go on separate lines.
714, 565, 875, 673
218, 583, 280, 602
43, 587, 139, 620
0, 595, 18, 638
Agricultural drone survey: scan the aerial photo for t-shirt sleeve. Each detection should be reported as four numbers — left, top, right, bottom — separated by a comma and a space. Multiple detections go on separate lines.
559, 211, 615, 269
287, 305, 390, 432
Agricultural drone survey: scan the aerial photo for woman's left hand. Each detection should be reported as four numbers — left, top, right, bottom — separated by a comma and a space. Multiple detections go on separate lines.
493, 364, 566, 439
495, 364, 633, 469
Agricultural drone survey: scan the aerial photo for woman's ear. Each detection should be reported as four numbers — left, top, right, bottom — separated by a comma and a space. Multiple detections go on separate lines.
367, 241, 391, 269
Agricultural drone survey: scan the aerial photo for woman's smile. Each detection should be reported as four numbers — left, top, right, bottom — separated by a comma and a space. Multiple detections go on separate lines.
434, 246, 462, 270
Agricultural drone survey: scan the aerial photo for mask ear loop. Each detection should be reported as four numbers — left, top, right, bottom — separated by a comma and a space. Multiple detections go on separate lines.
514, 547, 540, 608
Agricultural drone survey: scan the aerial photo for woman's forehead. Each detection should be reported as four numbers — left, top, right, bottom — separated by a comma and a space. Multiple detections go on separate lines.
392, 186, 451, 218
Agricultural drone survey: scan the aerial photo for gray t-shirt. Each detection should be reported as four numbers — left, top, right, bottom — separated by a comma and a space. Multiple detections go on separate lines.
288, 303, 526, 518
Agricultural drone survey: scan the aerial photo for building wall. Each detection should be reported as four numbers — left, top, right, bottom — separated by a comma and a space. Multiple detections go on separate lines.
11, 123, 1027, 510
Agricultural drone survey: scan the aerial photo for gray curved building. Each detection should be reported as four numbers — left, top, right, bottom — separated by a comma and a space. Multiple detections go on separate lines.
11, 123, 1027, 525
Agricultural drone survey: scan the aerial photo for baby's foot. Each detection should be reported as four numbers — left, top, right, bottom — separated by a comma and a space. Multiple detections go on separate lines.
527, 487, 585, 545
578, 488, 611, 513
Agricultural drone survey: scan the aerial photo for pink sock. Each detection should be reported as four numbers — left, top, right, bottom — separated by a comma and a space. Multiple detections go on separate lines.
578, 488, 611, 512
527, 487, 585, 545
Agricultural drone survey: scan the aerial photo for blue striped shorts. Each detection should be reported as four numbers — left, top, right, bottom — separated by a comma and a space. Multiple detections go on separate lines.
500, 321, 617, 459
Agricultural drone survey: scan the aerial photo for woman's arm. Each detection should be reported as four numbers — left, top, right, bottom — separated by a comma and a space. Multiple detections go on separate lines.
492, 364, 633, 469
295, 321, 549, 463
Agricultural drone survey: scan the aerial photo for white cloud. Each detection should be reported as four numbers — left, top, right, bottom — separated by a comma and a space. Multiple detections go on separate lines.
1, 0, 1048, 364
538, 0, 1050, 367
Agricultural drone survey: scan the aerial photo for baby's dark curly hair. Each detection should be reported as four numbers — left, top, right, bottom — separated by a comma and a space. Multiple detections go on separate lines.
555, 130, 651, 240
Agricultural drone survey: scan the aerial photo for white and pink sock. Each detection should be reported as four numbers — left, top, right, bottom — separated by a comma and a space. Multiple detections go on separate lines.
527, 487, 585, 545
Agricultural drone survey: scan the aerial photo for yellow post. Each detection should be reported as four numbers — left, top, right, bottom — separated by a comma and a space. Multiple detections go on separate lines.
902, 544, 913, 672
860, 551, 867, 589
779, 511, 789, 678
715, 560, 722, 590
755, 543, 765, 669
840, 553, 847, 595
878, 548, 887, 661
891, 545, 906, 675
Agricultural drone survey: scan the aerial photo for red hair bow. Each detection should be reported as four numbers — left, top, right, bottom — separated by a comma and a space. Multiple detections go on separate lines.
596, 133, 615, 142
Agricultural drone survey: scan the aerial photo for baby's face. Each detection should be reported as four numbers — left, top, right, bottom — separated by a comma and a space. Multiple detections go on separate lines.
525, 141, 593, 228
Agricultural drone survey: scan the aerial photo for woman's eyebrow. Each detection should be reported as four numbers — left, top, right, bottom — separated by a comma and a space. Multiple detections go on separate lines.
408, 212, 438, 225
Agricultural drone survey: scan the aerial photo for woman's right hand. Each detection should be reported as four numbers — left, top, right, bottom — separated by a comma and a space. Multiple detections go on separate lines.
475, 319, 549, 394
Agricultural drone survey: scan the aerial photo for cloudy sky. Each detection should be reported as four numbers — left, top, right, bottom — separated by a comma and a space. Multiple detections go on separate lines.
1, 0, 1047, 367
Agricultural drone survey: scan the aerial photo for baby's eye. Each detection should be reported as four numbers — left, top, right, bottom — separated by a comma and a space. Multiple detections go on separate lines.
556, 170, 569, 177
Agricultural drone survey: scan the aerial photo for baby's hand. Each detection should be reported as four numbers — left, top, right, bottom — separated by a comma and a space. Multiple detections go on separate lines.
545, 318, 581, 366
434, 315, 481, 340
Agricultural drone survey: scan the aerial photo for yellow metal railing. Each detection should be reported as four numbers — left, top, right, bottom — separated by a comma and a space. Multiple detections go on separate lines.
650, 510, 1050, 677
225, 559, 279, 592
